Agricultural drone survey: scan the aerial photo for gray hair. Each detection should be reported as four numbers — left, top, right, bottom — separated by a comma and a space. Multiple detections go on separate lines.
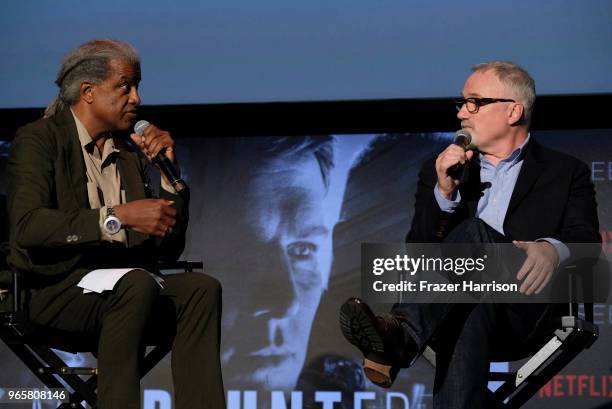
472, 61, 536, 126
44, 38, 140, 118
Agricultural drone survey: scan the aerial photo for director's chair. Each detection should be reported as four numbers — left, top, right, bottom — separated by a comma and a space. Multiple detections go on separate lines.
419, 256, 609, 409
0, 255, 203, 409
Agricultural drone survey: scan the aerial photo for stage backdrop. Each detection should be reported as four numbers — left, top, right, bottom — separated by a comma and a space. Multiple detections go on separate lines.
2, 0, 612, 107
0, 130, 610, 409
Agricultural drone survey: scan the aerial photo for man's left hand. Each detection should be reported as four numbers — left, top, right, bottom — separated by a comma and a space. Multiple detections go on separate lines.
514, 240, 560, 295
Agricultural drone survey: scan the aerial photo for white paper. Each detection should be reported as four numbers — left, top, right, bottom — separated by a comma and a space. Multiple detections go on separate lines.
77, 268, 165, 294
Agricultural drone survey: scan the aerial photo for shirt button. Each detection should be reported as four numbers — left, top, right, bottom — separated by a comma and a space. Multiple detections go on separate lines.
71, 235, 79, 242
66, 235, 73, 243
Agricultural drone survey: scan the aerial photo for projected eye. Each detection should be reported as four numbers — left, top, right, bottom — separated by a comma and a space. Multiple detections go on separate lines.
287, 241, 322, 289
286, 242, 316, 260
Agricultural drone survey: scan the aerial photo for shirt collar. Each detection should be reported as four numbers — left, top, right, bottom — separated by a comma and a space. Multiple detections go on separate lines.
70, 108, 120, 158
478, 133, 530, 167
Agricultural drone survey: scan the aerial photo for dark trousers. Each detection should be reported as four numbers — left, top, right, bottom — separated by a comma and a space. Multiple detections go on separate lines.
392, 218, 549, 409
28, 270, 225, 409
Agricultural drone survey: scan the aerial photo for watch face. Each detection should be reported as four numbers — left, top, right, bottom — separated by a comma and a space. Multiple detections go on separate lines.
105, 216, 121, 234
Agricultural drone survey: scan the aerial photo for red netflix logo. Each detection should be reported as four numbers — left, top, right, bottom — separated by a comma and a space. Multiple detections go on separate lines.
539, 374, 612, 398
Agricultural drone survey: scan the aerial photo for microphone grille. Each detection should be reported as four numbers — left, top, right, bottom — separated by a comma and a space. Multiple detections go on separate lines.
134, 120, 150, 136
454, 130, 472, 147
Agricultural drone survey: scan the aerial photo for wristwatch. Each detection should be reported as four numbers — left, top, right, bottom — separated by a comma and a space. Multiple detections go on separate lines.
103, 206, 122, 235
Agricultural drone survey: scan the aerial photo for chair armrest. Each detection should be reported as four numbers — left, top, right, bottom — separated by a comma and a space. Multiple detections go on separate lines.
562, 256, 610, 322
2, 260, 204, 315
12, 269, 20, 313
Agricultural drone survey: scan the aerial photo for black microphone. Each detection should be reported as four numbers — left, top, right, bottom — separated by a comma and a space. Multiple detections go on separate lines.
447, 130, 472, 180
134, 120, 188, 193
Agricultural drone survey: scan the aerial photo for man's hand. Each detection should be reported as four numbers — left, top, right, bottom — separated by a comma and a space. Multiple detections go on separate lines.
435, 144, 474, 199
114, 199, 176, 238
514, 240, 560, 295
130, 123, 176, 162
130, 124, 177, 187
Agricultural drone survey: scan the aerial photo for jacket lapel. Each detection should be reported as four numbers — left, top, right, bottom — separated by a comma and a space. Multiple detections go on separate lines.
116, 144, 146, 203
505, 139, 544, 221
56, 109, 89, 208
115, 140, 148, 246
459, 158, 483, 217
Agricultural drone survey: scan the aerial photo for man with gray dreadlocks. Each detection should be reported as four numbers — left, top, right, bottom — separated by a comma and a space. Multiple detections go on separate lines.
7, 39, 225, 409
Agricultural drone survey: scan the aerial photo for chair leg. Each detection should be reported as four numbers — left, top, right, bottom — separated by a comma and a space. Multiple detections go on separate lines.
5, 343, 66, 389
489, 326, 595, 409
57, 403, 88, 409
5, 343, 94, 407
31, 345, 98, 407
140, 343, 171, 377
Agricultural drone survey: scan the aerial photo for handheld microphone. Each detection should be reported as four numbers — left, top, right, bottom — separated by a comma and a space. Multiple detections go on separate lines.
447, 130, 473, 180
134, 120, 188, 193
453, 129, 472, 149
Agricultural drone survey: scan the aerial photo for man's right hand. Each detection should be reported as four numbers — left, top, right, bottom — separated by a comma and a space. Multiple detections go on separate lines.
114, 199, 177, 238
435, 144, 474, 199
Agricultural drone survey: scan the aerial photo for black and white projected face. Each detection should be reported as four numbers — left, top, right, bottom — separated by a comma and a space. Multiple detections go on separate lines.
181, 135, 374, 394
221, 153, 332, 390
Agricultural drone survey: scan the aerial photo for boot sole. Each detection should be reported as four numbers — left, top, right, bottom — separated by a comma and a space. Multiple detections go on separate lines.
339, 299, 396, 387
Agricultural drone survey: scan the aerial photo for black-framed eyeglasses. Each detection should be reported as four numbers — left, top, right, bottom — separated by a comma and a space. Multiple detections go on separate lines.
455, 97, 516, 113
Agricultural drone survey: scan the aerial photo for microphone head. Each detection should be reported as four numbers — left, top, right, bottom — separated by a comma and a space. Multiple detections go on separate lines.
134, 120, 150, 136
454, 130, 475, 149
